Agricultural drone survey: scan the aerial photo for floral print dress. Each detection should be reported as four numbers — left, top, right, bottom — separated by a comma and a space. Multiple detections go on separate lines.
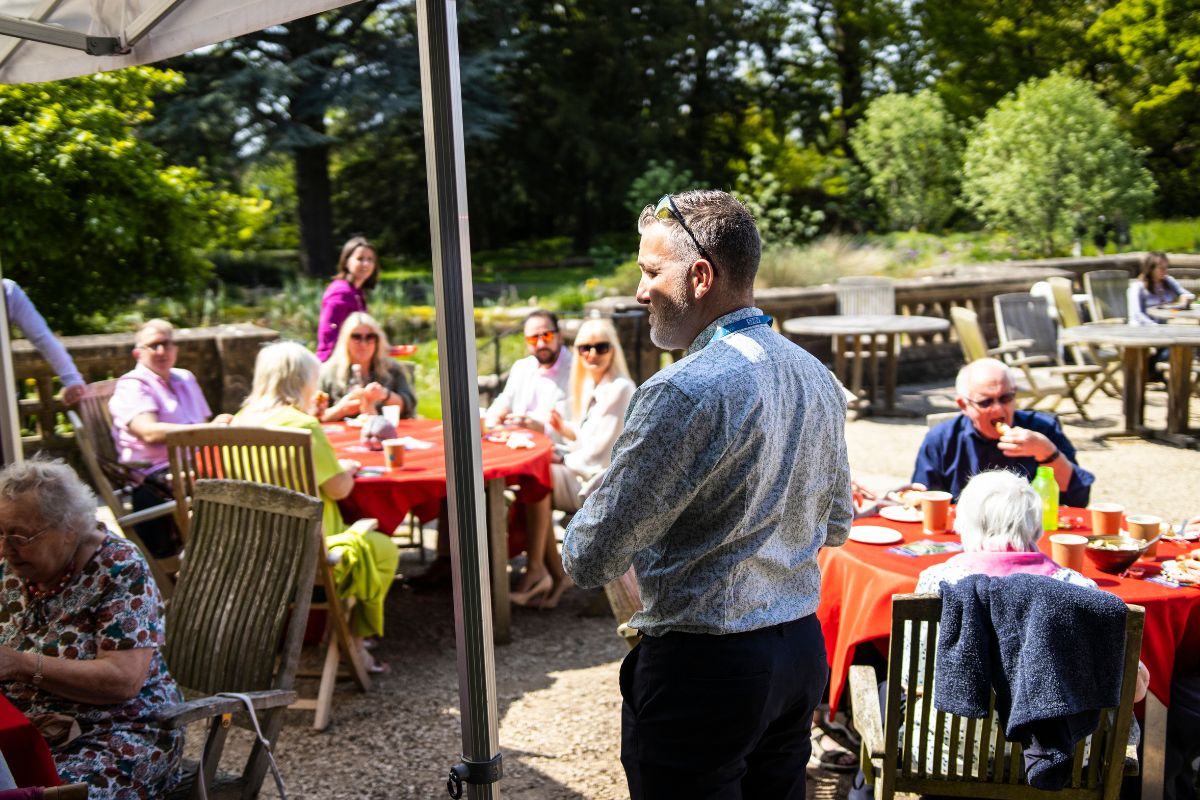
0, 533, 182, 798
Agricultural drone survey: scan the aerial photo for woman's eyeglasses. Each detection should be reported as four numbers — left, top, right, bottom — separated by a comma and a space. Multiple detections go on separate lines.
0, 524, 52, 548
525, 331, 558, 347
350, 333, 379, 343
966, 392, 1017, 410
576, 342, 612, 355
651, 194, 719, 276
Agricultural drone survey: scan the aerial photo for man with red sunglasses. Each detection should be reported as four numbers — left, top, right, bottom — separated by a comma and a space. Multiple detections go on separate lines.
485, 309, 572, 433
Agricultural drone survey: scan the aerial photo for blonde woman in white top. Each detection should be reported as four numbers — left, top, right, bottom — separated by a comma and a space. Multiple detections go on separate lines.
512, 318, 635, 609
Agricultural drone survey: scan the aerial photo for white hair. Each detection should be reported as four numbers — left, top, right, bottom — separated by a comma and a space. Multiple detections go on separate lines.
955, 470, 1043, 553
0, 457, 97, 538
955, 358, 1017, 399
242, 341, 320, 413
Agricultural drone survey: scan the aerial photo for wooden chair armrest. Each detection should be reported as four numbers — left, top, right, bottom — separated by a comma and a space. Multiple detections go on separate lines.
1007, 354, 1053, 368
1048, 365, 1102, 376
154, 689, 297, 729
849, 665, 885, 761
986, 341, 1029, 357
116, 500, 178, 528
43, 784, 90, 800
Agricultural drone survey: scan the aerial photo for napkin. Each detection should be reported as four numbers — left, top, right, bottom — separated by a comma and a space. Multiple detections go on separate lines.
392, 436, 434, 451
506, 432, 535, 449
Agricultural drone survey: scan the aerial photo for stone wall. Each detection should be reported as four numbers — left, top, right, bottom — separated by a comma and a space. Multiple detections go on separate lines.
14, 323, 279, 458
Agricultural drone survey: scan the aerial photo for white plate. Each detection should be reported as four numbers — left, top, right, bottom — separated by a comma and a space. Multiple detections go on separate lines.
849, 526, 904, 545
879, 505, 922, 523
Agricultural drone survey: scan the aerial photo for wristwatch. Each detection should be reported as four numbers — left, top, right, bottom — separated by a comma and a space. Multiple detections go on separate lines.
1036, 448, 1060, 465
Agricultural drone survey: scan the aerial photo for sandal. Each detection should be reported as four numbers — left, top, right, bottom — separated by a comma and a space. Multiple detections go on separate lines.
810, 730, 859, 773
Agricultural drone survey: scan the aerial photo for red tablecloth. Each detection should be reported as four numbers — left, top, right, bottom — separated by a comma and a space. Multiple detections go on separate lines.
818, 507, 1200, 714
0, 695, 59, 788
327, 419, 554, 534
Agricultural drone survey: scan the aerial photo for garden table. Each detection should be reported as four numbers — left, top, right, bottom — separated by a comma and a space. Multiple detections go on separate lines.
326, 419, 553, 643
818, 508, 1200, 800
1059, 323, 1200, 448
0, 695, 59, 788
782, 314, 950, 415
1147, 306, 1200, 324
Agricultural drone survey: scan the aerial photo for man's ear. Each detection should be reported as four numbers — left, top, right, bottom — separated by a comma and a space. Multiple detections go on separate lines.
954, 397, 968, 413
690, 258, 716, 301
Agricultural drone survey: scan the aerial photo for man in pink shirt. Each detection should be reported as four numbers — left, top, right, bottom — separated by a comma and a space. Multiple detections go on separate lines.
109, 319, 229, 556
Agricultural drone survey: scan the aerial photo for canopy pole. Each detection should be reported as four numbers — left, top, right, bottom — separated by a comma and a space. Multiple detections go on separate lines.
417, 2, 502, 799
0, 257, 22, 466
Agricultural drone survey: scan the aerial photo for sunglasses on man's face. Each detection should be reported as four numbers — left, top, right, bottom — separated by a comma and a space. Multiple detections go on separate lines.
576, 342, 612, 356
525, 331, 558, 347
966, 392, 1017, 410
651, 194, 719, 276
350, 333, 378, 343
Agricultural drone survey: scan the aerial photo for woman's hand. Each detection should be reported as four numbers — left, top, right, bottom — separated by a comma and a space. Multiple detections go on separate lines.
362, 381, 389, 406
326, 391, 362, 421
507, 414, 546, 434
338, 458, 361, 477
211, 413, 233, 426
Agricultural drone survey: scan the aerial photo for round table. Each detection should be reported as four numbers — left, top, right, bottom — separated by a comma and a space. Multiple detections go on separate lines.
1148, 306, 1200, 324
325, 418, 553, 642
1059, 323, 1200, 446
782, 315, 950, 415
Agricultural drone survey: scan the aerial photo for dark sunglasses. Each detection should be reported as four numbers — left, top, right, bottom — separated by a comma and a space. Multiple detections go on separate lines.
576, 342, 612, 356
652, 194, 719, 276
966, 392, 1016, 410
350, 332, 379, 343
525, 331, 558, 347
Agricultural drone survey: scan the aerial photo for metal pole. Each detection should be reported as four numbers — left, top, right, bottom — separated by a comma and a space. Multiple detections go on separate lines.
416, 2, 502, 798
0, 256, 23, 465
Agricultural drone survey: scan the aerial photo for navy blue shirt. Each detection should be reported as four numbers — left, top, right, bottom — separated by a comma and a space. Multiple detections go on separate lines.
912, 410, 1094, 507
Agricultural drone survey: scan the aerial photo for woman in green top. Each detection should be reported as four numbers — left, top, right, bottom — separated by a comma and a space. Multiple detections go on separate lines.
233, 341, 397, 671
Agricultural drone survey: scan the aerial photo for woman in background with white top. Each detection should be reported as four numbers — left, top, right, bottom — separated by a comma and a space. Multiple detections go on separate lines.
511, 318, 634, 609
1128, 251, 1195, 326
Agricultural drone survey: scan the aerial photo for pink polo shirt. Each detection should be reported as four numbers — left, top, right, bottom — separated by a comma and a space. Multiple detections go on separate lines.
109, 363, 212, 475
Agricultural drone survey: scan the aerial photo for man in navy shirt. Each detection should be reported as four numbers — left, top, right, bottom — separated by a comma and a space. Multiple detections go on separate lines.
913, 358, 1094, 507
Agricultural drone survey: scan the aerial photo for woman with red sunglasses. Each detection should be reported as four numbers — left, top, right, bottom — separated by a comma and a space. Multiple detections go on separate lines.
319, 312, 417, 422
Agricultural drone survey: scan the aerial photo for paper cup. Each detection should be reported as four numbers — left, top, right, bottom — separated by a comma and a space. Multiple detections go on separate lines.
1088, 503, 1124, 537
921, 491, 953, 535
382, 438, 405, 471
1049, 533, 1088, 571
1125, 514, 1162, 558
382, 405, 401, 426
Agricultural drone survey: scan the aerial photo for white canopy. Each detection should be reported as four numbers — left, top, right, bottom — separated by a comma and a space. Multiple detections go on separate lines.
0, 0, 357, 84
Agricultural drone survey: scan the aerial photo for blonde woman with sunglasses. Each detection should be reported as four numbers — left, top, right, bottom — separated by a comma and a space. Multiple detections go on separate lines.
512, 318, 634, 609
319, 312, 417, 422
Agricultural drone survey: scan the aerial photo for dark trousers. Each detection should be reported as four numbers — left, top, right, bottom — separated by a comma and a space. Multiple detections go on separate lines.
620, 613, 828, 800
129, 468, 181, 559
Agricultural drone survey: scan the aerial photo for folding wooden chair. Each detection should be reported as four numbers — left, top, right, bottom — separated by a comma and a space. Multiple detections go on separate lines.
1084, 270, 1132, 323
165, 424, 373, 731
949, 306, 1044, 411
1046, 277, 1121, 397
67, 379, 179, 596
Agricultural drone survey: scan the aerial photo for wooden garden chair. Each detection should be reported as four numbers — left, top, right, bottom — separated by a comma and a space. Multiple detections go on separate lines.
156, 480, 323, 798
67, 379, 180, 597
836, 276, 897, 403
165, 424, 373, 731
850, 593, 1144, 800
948, 306, 1042, 411
993, 293, 1105, 418
1046, 277, 1121, 397
1084, 270, 1132, 323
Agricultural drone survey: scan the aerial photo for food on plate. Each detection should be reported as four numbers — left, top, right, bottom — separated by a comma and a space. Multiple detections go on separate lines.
994, 420, 1012, 436
1087, 537, 1142, 552
893, 489, 923, 509
1162, 554, 1200, 585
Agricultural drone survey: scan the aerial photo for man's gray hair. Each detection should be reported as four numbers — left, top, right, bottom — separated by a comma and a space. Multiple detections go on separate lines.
955, 358, 1016, 398
637, 189, 761, 293
955, 469, 1043, 553
0, 457, 97, 537
136, 318, 174, 347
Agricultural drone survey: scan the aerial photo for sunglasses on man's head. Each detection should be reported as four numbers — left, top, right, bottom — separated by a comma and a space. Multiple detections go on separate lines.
525, 331, 558, 347
350, 333, 378, 343
966, 392, 1016, 410
651, 194, 719, 276
576, 342, 612, 355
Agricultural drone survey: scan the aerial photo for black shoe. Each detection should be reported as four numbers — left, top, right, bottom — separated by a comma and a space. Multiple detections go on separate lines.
405, 556, 452, 591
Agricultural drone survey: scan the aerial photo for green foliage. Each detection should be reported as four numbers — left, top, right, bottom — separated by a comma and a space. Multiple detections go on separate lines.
625, 161, 696, 220
1130, 218, 1200, 253
961, 73, 1156, 255
0, 67, 267, 333
754, 237, 895, 289
851, 92, 963, 231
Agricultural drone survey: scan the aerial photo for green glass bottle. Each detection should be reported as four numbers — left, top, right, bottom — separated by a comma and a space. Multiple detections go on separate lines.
1032, 465, 1059, 531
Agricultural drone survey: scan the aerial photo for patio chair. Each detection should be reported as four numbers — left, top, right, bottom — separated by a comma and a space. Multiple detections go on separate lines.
67, 379, 180, 597
993, 293, 1105, 418
165, 424, 374, 731
849, 593, 1144, 800
157, 480, 323, 798
1169, 267, 1200, 295
1046, 277, 1121, 397
1084, 270, 1132, 323
836, 277, 898, 405
948, 306, 1049, 411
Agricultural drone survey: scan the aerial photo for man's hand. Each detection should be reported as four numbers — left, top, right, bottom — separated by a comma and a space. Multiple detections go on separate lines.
61, 384, 86, 406
996, 427, 1057, 462
211, 413, 233, 425
506, 413, 546, 434
1185, 516, 1200, 536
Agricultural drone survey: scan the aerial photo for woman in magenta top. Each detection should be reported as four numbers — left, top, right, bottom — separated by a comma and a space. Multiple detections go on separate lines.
316, 236, 379, 361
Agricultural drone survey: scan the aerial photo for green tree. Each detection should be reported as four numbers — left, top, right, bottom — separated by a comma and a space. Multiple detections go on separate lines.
961, 73, 1155, 255
850, 91, 962, 231
0, 68, 265, 333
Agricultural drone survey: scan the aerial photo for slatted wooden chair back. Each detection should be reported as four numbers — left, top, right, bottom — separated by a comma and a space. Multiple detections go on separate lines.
1170, 267, 1200, 295
164, 480, 322, 697
1084, 270, 1131, 323
993, 293, 1059, 363
877, 594, 1144, 800
166, 425, 316, 543
949, 307, 988, 363
1046, 278, 1083, 329
837, 276, 896, 316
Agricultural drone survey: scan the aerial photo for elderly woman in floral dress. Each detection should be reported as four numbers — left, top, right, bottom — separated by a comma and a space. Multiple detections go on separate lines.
0, 459, 181, 798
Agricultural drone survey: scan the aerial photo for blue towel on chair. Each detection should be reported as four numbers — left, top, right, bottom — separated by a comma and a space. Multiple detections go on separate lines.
934, 573, 1127, 789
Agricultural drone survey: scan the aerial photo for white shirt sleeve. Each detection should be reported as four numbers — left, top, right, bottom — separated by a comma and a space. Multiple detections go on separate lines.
4, 279, 83, 386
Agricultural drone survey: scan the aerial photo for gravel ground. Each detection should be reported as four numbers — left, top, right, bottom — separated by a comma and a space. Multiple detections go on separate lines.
197, 378, 1199, 798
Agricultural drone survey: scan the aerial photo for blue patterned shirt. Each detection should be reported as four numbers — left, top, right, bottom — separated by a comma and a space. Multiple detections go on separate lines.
563, 307, 854, 636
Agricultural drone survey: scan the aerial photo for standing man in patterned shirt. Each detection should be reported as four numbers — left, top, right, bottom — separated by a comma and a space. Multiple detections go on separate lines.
563, 189, 853, 799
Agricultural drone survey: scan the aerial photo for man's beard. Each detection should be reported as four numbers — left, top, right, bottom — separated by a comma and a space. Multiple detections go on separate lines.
534, 347, 558, 366
648, 272, 694, 350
